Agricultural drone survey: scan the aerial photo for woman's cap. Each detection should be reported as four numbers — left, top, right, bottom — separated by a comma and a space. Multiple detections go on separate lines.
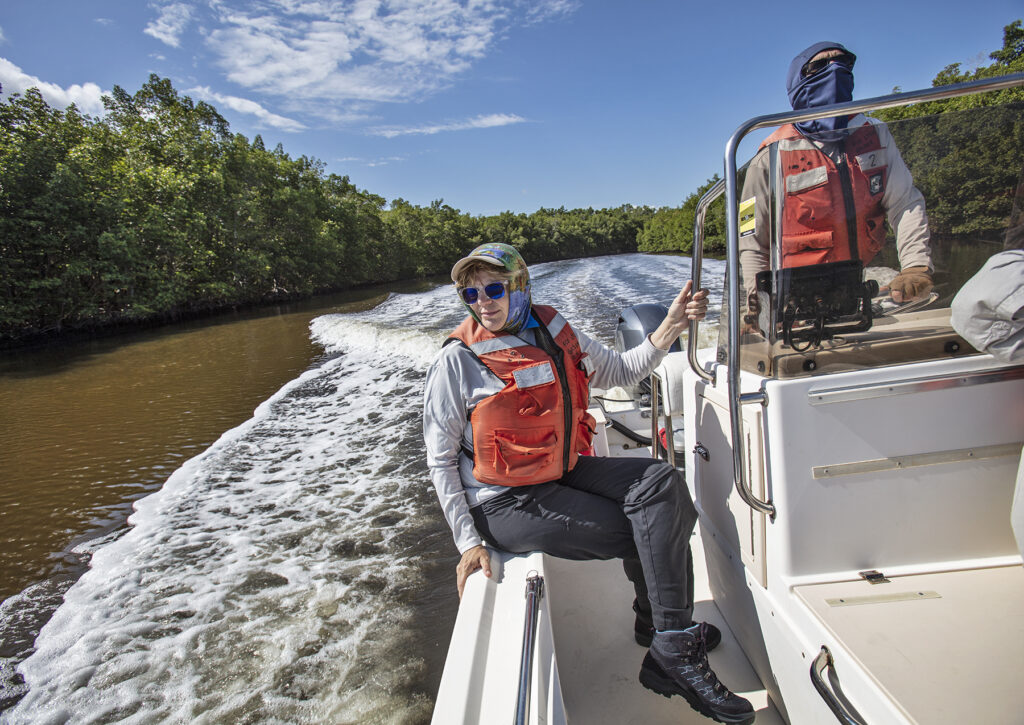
450, 243, 521, 282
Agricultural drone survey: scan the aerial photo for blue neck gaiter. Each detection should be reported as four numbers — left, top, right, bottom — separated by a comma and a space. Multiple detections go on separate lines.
786, 42, 856, 142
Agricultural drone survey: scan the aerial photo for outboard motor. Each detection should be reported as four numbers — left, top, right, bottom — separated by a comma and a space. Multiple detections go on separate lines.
614, 303, 678, 404
614, 303, 679, 354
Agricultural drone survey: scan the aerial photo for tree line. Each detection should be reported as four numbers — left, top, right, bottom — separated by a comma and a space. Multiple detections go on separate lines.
1, 20, 1020, 343
0, 78, 655, 342
872, 20, 1024, 243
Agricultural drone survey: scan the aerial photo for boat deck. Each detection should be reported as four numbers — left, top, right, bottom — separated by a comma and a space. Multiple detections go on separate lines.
545, 527, 783, 724
795, 565, 1024, 724
433, 523, 783, 724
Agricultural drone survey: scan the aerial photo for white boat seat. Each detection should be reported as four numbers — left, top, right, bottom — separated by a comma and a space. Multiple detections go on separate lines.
651, 350, 692, 416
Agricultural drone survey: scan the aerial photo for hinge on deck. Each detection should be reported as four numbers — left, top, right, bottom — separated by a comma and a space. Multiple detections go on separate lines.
858, 570, 890, 584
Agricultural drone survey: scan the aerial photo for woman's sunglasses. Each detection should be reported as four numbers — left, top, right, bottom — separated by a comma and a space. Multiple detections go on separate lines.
802, 52, 855, 78
459, 281, 507, 305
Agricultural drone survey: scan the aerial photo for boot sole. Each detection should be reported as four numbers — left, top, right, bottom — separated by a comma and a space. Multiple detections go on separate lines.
639, 656, 755, 725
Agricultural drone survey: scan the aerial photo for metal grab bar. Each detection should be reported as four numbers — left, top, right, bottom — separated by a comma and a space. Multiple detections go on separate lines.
810, 646, 867, 725
514, 572, 545, 725
721, 72, 1024, 523
649, 372, 676, 467
687, 176, 726, 384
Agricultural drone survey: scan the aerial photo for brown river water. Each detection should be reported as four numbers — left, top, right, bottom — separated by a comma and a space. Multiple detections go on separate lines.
0, 280, 447, 715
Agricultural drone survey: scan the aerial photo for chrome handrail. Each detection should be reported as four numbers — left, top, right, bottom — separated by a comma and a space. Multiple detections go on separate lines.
810, 646, 867, 725
721, 72, 1024, 522
649, 372, 676, 467
514, 572, 545, 725
687, 176, 726, 384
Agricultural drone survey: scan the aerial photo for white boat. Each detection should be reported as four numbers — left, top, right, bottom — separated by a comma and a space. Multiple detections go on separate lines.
432, 73, 1024, 724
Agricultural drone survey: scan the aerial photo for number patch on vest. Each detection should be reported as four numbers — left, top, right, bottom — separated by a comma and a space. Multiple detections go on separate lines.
868, 172, 884, 196
513, 361, 557, 389
855, 149, 886, 171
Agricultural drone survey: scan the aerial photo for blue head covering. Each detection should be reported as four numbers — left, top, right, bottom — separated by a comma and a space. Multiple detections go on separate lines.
451, 243, 532, 334
786, 41, 856, 142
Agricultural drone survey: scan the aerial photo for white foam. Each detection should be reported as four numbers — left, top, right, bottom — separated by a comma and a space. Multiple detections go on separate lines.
4, 253, 725, 723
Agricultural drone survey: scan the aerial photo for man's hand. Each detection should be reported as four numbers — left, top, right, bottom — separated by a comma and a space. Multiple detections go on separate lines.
888, 266, 933, 303
456, 545, 492, 599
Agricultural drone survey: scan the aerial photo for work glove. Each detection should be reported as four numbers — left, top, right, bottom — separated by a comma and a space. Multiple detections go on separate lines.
888, 266, 933, 303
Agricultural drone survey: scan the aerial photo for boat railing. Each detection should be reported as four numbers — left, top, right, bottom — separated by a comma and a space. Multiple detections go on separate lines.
687, 176, 725, 385
514, 572, 545, 725
703, 72, 1024, 522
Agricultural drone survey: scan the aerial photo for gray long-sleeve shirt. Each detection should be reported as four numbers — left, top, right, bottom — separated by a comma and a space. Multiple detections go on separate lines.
423, 320, 667, 553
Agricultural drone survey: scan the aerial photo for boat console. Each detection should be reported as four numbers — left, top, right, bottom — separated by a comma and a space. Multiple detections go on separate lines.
681, 73, 1024, 723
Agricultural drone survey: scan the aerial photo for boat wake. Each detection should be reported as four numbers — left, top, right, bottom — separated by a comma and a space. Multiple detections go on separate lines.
3, 253, 721, 723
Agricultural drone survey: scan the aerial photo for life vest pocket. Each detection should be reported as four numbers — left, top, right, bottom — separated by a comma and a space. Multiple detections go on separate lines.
575, 412, 597, 455
783, 229, 833, 251
492, 427, 557, 479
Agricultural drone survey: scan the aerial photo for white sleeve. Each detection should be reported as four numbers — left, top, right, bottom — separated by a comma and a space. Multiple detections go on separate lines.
423, 346, 484, 554
577, 327, 668, 390
951, 250, 1024, 364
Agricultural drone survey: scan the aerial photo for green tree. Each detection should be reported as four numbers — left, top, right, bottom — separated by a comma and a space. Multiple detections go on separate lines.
638, 176, 725, 255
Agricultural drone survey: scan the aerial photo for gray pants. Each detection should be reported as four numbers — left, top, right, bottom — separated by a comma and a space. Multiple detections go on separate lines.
469, 455, 698, 631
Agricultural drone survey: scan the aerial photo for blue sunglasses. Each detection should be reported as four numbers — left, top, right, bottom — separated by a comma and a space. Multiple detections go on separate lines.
459, 281, 507, 305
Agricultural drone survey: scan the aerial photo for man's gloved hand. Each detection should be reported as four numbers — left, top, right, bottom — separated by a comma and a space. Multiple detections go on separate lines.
888, 266, 933, 303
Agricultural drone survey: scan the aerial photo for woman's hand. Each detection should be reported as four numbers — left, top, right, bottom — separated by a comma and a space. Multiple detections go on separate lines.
650, 280, 710, 351
456, 545, 492, 599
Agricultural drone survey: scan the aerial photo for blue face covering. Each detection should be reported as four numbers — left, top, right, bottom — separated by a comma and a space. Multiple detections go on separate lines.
786, 41, 856, 142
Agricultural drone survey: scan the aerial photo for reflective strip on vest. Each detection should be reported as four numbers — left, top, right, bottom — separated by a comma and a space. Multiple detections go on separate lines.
546, 312, 568, 339
469, 336, 532, 355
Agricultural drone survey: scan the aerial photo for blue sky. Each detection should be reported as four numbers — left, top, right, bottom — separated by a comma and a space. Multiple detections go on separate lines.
1, 1, 1020, 216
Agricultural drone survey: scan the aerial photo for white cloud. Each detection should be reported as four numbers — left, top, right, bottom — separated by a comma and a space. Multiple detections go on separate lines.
189, 86, 307, 131
0, 57, 107, 115
522, 0, 581, 25
339, 154, 409, 167
94, 18, 115, 27
201, 1, 576, 109
135, 1, 577, 132
369, 112, 526, 138
144, 2, 193, 47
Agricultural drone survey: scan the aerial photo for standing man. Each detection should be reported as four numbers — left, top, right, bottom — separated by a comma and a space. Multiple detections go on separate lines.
739, 42, 933, 303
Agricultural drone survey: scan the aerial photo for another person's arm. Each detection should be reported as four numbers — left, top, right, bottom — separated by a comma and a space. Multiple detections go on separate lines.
873, 120, 934, 301
739, 148, 772, 297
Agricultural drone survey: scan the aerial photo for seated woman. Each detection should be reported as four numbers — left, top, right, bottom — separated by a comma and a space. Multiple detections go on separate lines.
423, 243, 755, 725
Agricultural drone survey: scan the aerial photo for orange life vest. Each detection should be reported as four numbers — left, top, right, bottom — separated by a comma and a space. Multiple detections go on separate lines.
449, 305, 596, 486
760, 120, 888, 268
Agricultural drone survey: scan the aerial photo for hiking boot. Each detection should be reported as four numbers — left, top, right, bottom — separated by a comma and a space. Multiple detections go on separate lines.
633, 599, 721, 651
639, 624, 755, 724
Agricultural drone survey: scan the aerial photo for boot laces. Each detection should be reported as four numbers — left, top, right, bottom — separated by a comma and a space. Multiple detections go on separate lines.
678, 634, 731, 699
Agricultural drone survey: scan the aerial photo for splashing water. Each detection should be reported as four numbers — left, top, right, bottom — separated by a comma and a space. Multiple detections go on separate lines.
3, 254, 723, 724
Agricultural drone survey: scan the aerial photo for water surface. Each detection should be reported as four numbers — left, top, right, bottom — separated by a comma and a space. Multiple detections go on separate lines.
1, 254, 723, 722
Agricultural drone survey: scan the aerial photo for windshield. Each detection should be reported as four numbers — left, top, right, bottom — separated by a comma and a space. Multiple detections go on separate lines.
718, 100, 1024, 378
